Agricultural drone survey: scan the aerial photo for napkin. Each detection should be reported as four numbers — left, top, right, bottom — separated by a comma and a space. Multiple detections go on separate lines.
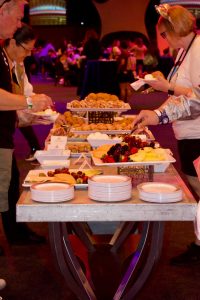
130, 79, 145, 91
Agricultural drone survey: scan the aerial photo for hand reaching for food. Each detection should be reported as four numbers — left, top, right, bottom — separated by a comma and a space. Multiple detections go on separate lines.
132, 110, 160, 127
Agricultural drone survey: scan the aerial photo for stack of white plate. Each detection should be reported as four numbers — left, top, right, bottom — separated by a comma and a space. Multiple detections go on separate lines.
88, 175, 132, 202
31, 182, 74, 203
137, 182, 183, 203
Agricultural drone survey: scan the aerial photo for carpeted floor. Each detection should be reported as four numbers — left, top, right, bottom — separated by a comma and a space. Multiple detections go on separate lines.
0, 77, 199, 300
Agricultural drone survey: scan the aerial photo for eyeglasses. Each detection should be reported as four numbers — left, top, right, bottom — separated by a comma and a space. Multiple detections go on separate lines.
19, 43, 35, 52
160, 31, 167, 39
0, 0, 11, 8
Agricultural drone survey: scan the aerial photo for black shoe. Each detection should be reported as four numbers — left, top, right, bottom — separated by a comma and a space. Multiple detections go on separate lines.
9, 231, 46, 245
170, 242, 200, 266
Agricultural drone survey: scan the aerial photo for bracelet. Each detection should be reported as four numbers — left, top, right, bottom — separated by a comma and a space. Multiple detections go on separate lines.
168, 89, 174, 96
154, 109, 169, 124
25, 96, 33, 109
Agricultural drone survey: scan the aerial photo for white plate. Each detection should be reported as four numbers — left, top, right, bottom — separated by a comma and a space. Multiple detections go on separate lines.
137, 182, 183, 203
28, 111, 59, 122
138, 194, 182, 203
88, 190, 132, 197
88, 193, 132, 202
138, 182, 179, 194
31, 182, 72, 191
31, 196, 74, 203
31, 182, 74, 203
89, 175, 131, 185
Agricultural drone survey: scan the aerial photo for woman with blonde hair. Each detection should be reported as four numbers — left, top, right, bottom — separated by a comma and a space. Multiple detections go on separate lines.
133, 4, 200, 266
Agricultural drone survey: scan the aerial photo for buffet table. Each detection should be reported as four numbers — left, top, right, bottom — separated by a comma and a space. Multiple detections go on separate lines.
17, 164, 197, 300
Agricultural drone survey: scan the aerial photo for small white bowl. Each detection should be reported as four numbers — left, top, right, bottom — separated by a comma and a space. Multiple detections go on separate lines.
35, 150, 70, 164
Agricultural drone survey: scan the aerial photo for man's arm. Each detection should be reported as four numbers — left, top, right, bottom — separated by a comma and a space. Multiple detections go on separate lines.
0, 88, 27, 109
0, 88, 53, 111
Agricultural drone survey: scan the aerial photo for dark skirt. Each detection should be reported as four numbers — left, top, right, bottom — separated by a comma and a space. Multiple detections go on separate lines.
177, 138, 200, 176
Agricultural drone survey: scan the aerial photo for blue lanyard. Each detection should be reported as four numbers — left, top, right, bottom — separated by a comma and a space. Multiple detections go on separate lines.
168, 33, 197, 83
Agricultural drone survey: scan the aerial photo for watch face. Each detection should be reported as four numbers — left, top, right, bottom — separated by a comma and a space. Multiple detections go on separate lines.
162, 117, 169, 124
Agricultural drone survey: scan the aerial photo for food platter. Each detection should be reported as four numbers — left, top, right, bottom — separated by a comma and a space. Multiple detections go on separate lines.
22, 169, 102, 189
91, 150, 176, 169
67, 103, 131, 112
70, 129, 155, 140
70, 129, 132, 135
23, 170, 88, 189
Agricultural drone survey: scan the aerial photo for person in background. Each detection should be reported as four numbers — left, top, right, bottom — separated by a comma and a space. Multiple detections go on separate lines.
1, 23, 53, 245
37, 40, 56, 78
117, 40, 136, 102
110, 39, 121, 60
157, 47, 174, 78
133, 3, 200, 266
132, 37, 147, 77
77, 28, 102, 96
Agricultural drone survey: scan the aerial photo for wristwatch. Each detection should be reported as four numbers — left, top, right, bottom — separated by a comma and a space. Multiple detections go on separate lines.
154, 109, 169, 124
25, 96, 33, 109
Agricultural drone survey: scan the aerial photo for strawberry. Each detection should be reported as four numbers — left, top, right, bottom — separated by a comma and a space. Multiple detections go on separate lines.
102, 155, 115, 163
130, 147, 138, 154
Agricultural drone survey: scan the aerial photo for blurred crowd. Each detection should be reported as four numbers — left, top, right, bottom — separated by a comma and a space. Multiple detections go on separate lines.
25, 29, 175, 94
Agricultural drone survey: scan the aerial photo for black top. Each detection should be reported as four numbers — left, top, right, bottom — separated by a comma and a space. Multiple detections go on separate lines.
82, 38, 102, 60
0, 48, 17, 149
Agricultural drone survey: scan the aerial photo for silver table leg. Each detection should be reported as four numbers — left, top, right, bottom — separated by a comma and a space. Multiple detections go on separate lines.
49, 222, 97, 300
49, 221, 164, 300
113, 221, 165, 300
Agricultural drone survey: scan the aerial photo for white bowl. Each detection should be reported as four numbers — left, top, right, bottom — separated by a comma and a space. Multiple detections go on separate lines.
40, 160, 70, 169
35, 150, 70, 164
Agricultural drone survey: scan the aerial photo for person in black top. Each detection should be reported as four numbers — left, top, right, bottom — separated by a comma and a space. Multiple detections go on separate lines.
0, 2, 52, 251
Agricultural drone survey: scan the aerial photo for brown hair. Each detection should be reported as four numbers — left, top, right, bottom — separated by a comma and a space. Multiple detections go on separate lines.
157, 5, 196, 37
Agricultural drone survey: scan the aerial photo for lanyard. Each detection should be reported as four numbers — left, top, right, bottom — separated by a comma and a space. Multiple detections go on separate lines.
168, 33, 197, 82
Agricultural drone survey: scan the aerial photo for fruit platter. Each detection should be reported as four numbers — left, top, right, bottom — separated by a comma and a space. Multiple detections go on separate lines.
91, 135, 175, 172
23, 168, 102, 188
